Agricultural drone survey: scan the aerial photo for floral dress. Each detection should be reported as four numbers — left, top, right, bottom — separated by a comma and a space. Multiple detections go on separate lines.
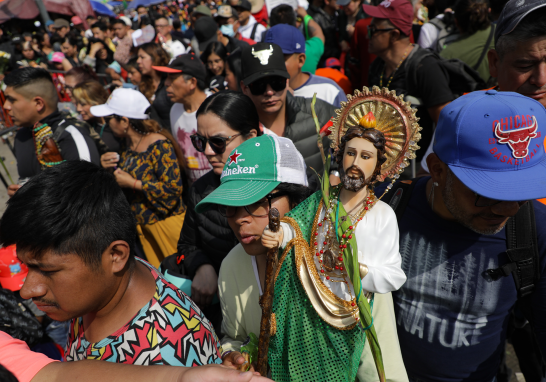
119, 139, 185, 225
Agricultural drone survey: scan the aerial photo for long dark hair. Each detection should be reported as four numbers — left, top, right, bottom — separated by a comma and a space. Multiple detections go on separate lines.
113, 115, 186, 169
336, 126, 387, 184
454, 0, 490, 35
138, 42, 170, 101
200, 41, 228, 77
196, 91, 262, 138
226, 47, 242, 91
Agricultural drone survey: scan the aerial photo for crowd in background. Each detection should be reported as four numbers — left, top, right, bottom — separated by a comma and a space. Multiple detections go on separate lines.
0, 0, 545, 381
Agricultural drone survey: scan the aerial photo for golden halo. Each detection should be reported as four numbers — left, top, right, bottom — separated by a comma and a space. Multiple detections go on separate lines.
330, 86, 422, 181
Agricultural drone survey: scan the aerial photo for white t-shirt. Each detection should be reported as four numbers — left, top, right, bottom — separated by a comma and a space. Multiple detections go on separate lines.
418, 14, 445, 51
294, 73, 347, 108
238, 15, 266, 42
170, 98, 212, 183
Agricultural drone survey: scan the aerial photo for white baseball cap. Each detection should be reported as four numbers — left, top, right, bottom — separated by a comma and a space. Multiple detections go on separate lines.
90, 88, 150, 120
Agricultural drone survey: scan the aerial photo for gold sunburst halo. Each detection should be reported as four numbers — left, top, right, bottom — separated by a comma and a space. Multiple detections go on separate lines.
330, 86, 422, 181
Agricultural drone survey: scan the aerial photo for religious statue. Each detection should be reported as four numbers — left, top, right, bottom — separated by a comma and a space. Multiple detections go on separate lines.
260, 86, 422, 382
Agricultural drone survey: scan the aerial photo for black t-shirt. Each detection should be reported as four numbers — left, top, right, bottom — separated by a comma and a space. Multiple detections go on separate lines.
14, 110, 101, 179
369, 48, 453, 160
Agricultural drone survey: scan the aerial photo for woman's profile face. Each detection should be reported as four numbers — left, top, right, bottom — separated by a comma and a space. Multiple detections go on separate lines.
137, 49, 153, 75
22, 48, 35, 60
207, 52, 224, 76
128, 67, 142, 86
197, 112, 255, 176
76, 102, 93, 121
97, 46, 108, 60
61, 42, 75, 57
224, 62, 238, 91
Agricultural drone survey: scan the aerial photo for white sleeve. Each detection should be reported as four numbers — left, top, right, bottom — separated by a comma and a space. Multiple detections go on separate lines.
417, 22, 438, 50
357, 202, 407, 294
254, 24, 267, 42
279, 221, 296, 249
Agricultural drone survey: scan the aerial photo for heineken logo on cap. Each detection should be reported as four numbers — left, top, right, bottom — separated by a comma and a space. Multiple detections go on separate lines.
221, 165, 257, 178
228, 150, 242, 165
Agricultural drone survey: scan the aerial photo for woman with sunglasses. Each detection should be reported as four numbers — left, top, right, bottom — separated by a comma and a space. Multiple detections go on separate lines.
166, 91, 261, 333
93, 88, 186, 269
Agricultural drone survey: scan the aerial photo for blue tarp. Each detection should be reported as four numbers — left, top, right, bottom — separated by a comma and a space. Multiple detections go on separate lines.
108, 1, 124, 6
90, 0, 116, 17
126, 0, 166, 9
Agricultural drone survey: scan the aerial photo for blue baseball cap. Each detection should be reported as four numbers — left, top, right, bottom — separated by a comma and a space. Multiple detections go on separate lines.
433, 89, 546, 201
264, 24, 305, 54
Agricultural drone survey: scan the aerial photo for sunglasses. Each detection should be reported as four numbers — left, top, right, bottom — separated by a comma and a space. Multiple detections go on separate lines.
190, 133, 242, 155
219, 191, 289, 218
248, 76, 287, 96
367, 25, 396, 39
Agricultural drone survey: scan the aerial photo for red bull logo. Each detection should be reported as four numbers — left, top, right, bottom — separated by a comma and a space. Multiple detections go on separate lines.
494, 116, 538, 159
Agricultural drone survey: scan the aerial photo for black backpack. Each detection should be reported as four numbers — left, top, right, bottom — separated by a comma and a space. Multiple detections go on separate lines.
428, 14, 460, 53
403, 44, 488, 107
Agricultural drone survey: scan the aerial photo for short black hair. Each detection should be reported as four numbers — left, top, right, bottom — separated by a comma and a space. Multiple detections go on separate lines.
111, 19, 127, 27
0, 364, 18, 382
3, 67, 58, 108
4, 66, 53, 89
0, 161, 137, 269
270, 4, 296, 27
91, 21, 108, 32
275, 182, 313, 207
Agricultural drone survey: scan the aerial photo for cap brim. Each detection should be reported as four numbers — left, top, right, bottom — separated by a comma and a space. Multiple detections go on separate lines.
362, 4, 388, 18
337, 0, 351, 6
195, 179, 280, 213
198, 36, 217, 53
448, 159, 546, 201
497, 2, 546, 42
152, 65, 182, 73
90, 104, 115, 117
0, 272, 27, 291
242, 70, 290, 86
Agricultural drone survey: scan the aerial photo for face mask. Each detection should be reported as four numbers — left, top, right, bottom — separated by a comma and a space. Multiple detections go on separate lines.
220, 24, 235, 37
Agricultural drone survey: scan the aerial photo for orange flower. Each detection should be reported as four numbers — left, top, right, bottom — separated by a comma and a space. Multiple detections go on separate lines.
359, 112, 377, 129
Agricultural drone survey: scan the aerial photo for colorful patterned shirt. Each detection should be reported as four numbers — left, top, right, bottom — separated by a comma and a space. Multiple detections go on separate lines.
120, 139, 185, 226
64, 258, 222, 365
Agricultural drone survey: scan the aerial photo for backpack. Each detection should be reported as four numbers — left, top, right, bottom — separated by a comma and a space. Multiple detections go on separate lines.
403, 44, 488, 107
250, 23, 259, 42
428, 13, 459, 53
382, 180, 545, 374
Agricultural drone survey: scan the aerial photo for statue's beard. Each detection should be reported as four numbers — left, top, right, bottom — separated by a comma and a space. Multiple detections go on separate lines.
340, 166, 372, 192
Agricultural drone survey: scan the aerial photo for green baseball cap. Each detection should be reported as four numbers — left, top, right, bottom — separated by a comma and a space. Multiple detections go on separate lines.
195, 134, 308, 213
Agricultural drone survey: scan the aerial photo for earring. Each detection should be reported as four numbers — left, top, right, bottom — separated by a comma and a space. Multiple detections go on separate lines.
428, 181, 438, 211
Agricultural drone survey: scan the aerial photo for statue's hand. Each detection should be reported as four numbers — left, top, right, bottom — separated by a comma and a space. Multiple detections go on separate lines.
261, 225, 284, 249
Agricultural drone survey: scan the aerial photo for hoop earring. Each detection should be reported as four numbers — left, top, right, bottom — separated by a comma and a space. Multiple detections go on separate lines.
428, 181, 439, 211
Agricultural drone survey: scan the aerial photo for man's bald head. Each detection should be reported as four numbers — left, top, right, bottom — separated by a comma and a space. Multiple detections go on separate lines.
4, 67, 58, 109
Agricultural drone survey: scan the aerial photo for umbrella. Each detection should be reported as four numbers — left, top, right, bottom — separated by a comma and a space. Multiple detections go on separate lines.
126, 0, 166, 9
90, 0, 116, 17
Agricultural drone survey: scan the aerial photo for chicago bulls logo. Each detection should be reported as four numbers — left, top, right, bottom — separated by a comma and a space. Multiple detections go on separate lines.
495, 116, 538, 158
251, 45, 274, 65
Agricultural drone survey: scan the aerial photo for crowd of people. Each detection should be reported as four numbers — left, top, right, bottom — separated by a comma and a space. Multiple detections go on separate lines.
0, 0, 545, 381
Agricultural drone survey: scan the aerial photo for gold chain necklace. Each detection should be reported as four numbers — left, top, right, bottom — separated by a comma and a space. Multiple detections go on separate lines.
379, 44, 413, 89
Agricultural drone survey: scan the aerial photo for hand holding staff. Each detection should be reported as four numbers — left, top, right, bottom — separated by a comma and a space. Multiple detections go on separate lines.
256, 207, 281, 376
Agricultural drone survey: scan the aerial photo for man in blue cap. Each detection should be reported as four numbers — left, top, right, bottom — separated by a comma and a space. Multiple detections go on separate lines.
376, 90, 546, 382
264, 24, 347, 108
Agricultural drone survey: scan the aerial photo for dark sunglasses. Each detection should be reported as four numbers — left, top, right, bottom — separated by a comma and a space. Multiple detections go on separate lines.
367, 25, 396, 39
248, 76, 287, 96
190, 133, 242, 155
219, 191, 289, 218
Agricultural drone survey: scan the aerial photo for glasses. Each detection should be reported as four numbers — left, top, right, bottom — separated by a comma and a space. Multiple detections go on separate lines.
367, 25, 396, 39
474, 193, 528, 208
248, 76, 287, 96
155, 24, 169, 28
219, 191, 289, 218
190, 133, 242, 154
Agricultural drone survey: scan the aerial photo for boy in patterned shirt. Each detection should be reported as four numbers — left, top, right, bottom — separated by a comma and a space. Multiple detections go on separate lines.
0, 161, 222, 366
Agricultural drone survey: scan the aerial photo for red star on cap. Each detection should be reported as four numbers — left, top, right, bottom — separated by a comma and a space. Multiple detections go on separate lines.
228, 150, 241, 165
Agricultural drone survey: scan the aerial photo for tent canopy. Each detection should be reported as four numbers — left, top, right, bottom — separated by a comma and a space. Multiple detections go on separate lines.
0, 0, 94, 25
90, 0, 116, 17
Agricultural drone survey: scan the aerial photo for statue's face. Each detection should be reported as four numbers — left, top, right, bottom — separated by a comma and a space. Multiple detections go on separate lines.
341, 137, 378, 191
